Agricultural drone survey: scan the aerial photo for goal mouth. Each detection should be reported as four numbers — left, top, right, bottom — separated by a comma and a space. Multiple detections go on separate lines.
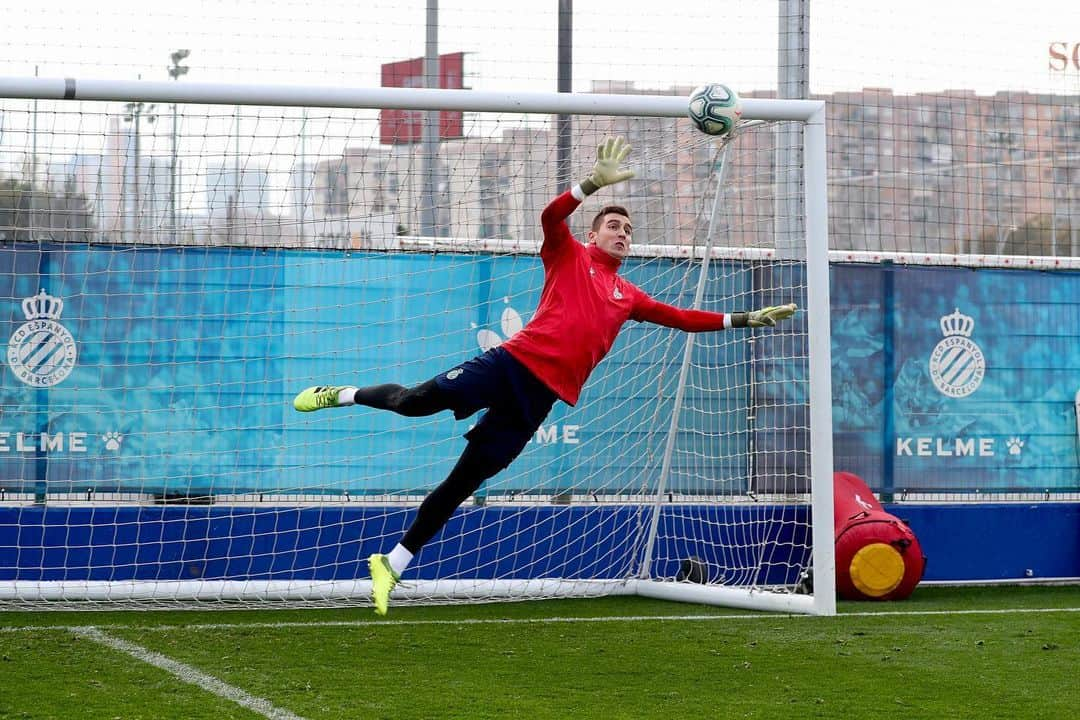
0, 78, 834, 615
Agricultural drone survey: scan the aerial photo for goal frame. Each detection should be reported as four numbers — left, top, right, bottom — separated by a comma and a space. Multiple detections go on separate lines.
0, 76, 835, 615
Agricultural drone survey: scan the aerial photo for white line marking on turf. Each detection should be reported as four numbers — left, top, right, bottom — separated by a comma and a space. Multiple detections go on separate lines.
2, 605, 1077, 635
70, 626, 309, 720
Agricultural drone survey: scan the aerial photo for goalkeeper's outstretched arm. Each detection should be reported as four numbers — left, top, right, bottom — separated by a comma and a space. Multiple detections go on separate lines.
633, 298, 798, 331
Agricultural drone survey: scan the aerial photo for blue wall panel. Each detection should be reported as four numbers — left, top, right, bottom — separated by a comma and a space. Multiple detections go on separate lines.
0, 505, 807, 585
832, 263, 1080, 493
1, 244, 1077, 497
886, 502, 1080, 581
3, 503, 1075, 583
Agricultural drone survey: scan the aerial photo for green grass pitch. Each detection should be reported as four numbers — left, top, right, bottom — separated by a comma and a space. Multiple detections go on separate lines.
1, 585, 1077, 719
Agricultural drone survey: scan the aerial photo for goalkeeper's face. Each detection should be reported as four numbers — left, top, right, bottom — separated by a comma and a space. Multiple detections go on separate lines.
589, 212, 633, 260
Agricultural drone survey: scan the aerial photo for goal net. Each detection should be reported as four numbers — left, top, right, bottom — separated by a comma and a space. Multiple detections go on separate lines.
0, 78, 834, 613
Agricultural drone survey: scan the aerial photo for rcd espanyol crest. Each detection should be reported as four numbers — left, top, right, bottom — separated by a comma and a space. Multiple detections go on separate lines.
928, 308, 984, 398
7, 289, 77, 387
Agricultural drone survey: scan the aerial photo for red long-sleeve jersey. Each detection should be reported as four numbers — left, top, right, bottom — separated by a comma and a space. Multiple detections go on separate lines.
502, 191, 730, 405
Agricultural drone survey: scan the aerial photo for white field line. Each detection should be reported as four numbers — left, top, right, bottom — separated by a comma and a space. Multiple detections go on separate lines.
2, 605, 1078, 635
69, 626, 309, 720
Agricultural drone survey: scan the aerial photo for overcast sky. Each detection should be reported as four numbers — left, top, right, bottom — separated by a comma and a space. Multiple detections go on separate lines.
0, 0, 1076, 209
1, 0, 1076, 95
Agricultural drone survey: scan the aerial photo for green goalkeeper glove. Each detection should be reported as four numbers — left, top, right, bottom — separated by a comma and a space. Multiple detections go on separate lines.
730, 303, 798, 328
579, 136, 635, 196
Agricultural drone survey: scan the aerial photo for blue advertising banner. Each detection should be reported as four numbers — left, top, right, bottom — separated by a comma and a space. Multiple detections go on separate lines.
1, 245, 1077, 495
0, 244, 736, 496
831, 263, 1080, 493
0, 245, 288, 492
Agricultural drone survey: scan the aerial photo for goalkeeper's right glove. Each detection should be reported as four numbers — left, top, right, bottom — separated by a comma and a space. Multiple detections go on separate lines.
579, 136, 635, 196
730, 303, 798, 328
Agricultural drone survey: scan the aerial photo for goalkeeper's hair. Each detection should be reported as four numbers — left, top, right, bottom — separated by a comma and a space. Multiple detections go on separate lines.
591, 205, 631, 231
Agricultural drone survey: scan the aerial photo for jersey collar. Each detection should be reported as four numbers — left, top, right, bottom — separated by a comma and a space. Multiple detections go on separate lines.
586, 243, 623, 271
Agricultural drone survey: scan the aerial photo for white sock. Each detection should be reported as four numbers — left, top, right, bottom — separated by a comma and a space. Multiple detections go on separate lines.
387, 544, 413, 576
337, 387, 357, 406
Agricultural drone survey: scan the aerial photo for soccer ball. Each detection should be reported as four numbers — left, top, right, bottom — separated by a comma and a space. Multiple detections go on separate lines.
687, 84, 742, 136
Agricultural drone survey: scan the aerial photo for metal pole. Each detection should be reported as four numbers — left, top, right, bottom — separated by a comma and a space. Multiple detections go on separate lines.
168, 50, 189, 244
299, 108, 307, 245
639, 141, 733, 580
421, 0, 439, 237
33, 63, 46, 502
556, 0, 573, 192
31, 66, 38, 194
133, 106, 140, 242
171, 100, 177, 242
123, 92, 155, 244
231, 105, 240, 245
775, 0, 809, 260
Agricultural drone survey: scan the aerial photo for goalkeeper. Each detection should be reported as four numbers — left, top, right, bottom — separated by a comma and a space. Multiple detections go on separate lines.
292, 136, 797, 616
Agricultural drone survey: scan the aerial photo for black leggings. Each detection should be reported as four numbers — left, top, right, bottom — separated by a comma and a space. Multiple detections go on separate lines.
352, 380, 449, 417
401, 441, 516, 552
353, 381, 522, 554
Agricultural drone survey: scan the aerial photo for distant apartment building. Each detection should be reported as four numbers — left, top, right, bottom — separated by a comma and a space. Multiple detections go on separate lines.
820, 88, 1080, 256
43, 119, 173, 242
300, 129, 555, 249
47, 82, 1057, 256
16, 85, 1077, 255
297, 83, 1076, 257
205, 164, 269, 220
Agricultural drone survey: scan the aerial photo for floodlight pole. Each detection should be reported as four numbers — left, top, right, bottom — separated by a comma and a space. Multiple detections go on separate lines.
776, 0, 809, 260
556, 0, 573, 191
30, 66, 38, 200
421, 0, 439, 237
168, 50, 190, 243
123, 98, 156, 242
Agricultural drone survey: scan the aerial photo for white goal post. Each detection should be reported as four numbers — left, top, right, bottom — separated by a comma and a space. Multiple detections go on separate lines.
0, 76, 834, 615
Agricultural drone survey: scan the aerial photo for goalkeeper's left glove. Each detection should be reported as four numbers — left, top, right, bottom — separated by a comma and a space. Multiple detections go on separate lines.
579, 136, 635, 196
730, 303, 798, 328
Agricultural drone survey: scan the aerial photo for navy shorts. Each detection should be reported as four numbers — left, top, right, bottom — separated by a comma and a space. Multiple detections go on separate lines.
432, 347, 558, 451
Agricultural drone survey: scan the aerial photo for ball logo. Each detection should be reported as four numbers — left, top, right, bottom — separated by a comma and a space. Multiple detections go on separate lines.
7, 290, 77, 388
472, 297, 523, 352
928, 308, 984, 398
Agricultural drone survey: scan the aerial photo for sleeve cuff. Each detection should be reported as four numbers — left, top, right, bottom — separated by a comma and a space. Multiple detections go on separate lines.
570, 184, 588, 201
723, 314, 733, 330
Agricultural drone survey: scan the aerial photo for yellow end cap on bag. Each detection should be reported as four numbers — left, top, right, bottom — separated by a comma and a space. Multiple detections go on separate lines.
850, 542, 905, 597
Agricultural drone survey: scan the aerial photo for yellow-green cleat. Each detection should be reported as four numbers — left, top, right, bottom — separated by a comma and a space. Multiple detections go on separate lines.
369, 553, 400, 616
292, 386, 347, 412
